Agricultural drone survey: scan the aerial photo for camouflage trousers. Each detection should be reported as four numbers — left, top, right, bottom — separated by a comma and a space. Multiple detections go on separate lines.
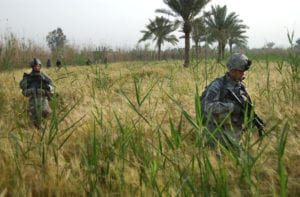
205, 121, 242, 151
28, 96, 52, 128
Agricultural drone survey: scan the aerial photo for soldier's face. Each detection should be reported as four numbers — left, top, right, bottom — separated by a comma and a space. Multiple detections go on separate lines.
235, 70, 245, 81
230, 69, 245, 81
32, 64, 41, 72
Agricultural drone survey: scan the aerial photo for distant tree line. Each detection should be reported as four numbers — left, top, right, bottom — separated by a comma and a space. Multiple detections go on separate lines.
0, 0, 299, 70
139, 0, 249, 66
0, 30, 299, 71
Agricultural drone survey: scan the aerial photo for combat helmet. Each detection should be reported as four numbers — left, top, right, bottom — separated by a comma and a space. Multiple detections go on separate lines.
226, 53, 251, 71
30, 58, 42, 67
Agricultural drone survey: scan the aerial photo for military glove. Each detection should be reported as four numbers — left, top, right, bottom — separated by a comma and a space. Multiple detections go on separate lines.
233, 105, 243, 115
229, 103, 242, 114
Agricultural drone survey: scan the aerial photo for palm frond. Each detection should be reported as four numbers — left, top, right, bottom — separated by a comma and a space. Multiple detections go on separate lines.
155, 9, 177, 17
139, 16, 179, 49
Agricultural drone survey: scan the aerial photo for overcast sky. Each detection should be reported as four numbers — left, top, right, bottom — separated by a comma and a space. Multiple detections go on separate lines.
0, 0, 299, 49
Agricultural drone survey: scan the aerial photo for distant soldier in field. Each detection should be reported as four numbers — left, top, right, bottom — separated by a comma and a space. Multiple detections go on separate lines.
20, 58, 54, 128
56, 59, 62, 68
46, 59, 51, 68
200, 53, 264, 150
86, 58, 92, 65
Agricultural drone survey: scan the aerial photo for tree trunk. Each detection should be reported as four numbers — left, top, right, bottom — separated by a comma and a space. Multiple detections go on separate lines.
218, 41, 226, 61
183, 21, 192, 67
217, 42, 222, 62
229, 40, 233, 54
157, 43, 161, 61
184, 31, 190, 67
222, 43, 226, 59
195, 41, 199, 59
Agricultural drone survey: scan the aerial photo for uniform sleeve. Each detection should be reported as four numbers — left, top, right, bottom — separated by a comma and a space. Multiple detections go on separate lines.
41, 73, 53, 85
203, 79, 235, 116
41, 73, 54, 95
19, 76, 28, 90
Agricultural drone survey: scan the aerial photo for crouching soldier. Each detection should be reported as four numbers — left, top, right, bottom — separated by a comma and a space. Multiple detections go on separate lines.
20, 58, 54, 128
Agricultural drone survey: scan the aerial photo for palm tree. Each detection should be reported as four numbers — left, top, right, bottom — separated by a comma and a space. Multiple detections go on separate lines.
139, 16, 179, 60
228, 22, 248, 53
156, 0, 211, 67
192, 17, 207, 58
205, 5, 247, 60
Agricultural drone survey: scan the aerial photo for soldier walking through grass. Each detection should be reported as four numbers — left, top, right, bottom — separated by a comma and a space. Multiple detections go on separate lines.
56, 59, 62, 68
20, 58, 54, 128
200, 53, 264, 151
46, 58, 51, 68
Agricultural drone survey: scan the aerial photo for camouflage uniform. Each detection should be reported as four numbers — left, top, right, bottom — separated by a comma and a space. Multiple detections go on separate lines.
46, 59, 51, 68
20, 62, 54, 128
56, 59, 62, 68
201, 53, 252, 148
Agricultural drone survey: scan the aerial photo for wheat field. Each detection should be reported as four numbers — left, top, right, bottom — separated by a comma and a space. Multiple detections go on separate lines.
0, 60, 299, 196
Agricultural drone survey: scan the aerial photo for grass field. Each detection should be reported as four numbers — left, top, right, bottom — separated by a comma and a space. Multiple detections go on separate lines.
0, 59, 299, 196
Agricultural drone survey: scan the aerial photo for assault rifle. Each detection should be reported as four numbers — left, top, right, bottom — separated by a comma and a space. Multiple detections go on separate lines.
227, 89, 265, 137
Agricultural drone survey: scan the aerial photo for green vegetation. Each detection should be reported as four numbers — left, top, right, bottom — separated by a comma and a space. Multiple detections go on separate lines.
0, 56, 299, 195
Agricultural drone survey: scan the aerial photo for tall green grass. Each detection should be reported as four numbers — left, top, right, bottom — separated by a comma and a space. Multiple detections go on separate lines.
0, 55, 299, 196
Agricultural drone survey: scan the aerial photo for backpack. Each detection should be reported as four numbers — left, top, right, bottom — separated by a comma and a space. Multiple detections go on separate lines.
200, 75, 227, 121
